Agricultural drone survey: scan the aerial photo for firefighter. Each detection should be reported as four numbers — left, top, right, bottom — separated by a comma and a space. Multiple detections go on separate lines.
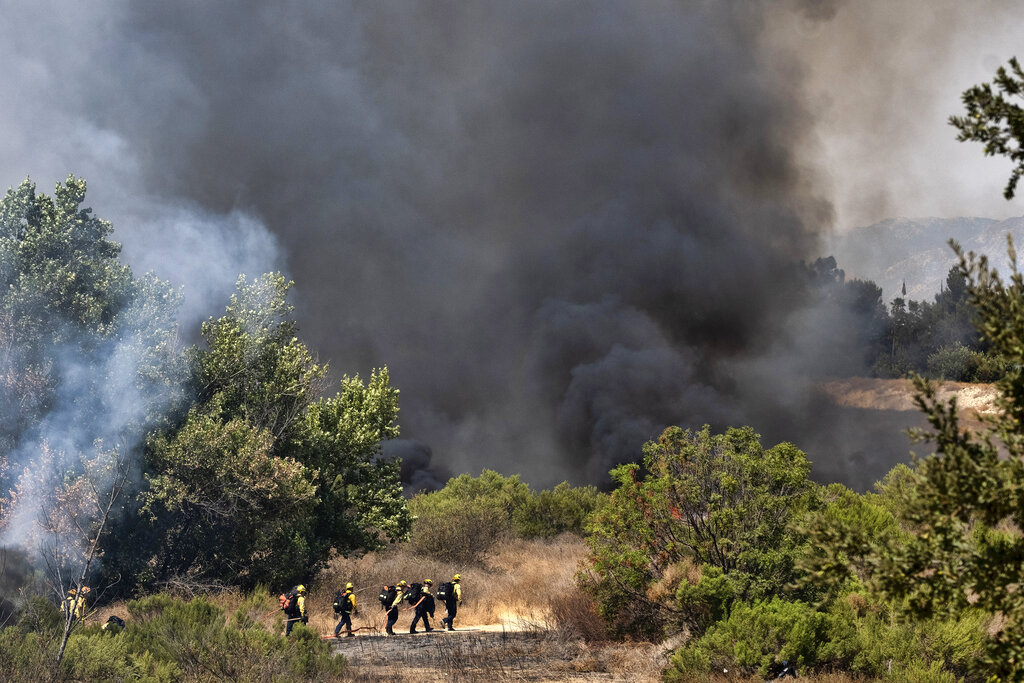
409, 579, 435, 634
386, 580, 406, 635
60, 586, 88, 624
441, 574, 462, 631
334, 582, 357, 637
284, 585, 307, 635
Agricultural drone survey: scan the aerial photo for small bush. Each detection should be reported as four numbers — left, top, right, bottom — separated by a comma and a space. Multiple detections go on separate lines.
409, 470, 601, 563
512, 482, 602, 539
548, 590, 607, 643
665, 597, 984, 681
2, 593, 345, 682
408, 494, 508, 564
927, 343, 976, 381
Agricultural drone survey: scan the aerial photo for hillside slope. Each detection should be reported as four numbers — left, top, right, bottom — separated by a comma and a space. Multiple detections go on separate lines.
825, 216, 1024, 301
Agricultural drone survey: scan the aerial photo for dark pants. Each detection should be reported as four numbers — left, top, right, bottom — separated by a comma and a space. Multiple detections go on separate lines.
285, 614, 305, 635
442, 601, 458, 629
334, 611, 353, 636
410, 607, 432, 632
385, 607, 399, 634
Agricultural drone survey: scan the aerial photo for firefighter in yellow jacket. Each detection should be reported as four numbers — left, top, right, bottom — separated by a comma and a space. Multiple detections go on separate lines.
61, 586, 89, 623
334, 582, 357, 637
385, 580, 406, 635
284, 585, 307, 635
441, 574, 462, 631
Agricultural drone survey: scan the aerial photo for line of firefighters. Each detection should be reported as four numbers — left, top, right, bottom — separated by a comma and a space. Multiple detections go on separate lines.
281, 574, 463, 637
61, 575, 464, 639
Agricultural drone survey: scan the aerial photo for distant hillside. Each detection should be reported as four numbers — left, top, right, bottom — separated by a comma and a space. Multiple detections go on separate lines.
825, 216, 1024, 301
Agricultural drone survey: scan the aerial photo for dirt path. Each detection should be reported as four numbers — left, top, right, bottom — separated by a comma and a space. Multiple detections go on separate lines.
327, 626, 633, 682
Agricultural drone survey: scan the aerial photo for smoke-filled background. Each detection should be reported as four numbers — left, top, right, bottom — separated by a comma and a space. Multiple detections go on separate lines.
1, 0, 1022, 491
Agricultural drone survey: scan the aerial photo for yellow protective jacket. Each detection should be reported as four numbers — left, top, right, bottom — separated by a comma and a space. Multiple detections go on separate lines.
389, 590, 404, 610
453, 582, 462, 604
346, 592, 357, 612
297, 595, 306, 617
61, 595, 85, 619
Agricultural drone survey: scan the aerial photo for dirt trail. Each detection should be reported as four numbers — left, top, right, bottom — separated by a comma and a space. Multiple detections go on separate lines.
328, 624, 631, 682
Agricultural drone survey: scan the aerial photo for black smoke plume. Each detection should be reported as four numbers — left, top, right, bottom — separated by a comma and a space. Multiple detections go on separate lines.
2, 1, 992, 490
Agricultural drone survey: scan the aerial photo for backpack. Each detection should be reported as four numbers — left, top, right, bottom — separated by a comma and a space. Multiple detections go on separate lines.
379, 585, 397, 610
280, 587, 300, 617
404, 582, 423, 605
102, 615, 126, 632
437, 581, 454, 603
332, 590, 346, 615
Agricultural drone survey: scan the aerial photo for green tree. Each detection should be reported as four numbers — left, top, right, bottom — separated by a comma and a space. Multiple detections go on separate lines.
129, 274, 410, 589
0, 177, 183, 629
579, 425, 817, 639
866, 240, 1024, 678
950, 57, 1024, 199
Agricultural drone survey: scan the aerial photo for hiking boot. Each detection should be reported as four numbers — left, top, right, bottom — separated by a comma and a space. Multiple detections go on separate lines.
345, 632, 355, 637
425, 626, 433, 632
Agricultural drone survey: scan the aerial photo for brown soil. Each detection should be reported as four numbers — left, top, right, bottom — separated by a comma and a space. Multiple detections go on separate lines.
818, 377, 999, 432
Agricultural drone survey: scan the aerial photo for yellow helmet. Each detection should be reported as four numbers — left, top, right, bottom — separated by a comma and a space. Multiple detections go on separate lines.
345, 582, 354, 590
81, 586, 91, 594
424, 579, 432, 585
297, 585, 306, 594
453, 574, 461, 581
67, 588, 76, 595
397, 580, 407, 587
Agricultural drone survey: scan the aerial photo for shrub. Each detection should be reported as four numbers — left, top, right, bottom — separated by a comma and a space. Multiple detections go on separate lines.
664, 597, 984, 681
512, 482, 602, 539
547, 590, 607, 643
408, 494, 508, 564
3, 592, 345, 682
926, 343, 976, 381
579, 425, 817, 639
409, 470, 601, 563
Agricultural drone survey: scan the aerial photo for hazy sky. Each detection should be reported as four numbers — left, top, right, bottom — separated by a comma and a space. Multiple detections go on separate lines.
1, 0, 1021, 488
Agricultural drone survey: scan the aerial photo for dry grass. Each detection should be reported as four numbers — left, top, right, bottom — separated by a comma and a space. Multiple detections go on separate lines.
314, 533, 588, 633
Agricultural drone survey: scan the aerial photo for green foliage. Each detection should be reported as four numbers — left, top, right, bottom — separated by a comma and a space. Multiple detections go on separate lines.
950, 56, 1024, 199
139, 403, 317, 587
407, 470, 601, 564
797, 482, 903, 603
127, 274, 410, 589
926, 342, 975, 380
664, 597, 984, 681
0, 592, 344, 682
408, 493, 507, 565
580, 425, 816, 639
512, 481, 602, 539
288, 370, 412, 565
864, 240, 1024, 678
0, 176, 182, 470
875, 267, 989, 380
925, 343, 1010, 382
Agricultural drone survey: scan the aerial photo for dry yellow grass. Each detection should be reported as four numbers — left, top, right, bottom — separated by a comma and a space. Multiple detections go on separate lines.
312, 533, 588, 633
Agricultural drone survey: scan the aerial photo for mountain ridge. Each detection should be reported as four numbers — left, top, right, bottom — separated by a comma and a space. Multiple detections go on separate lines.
825, 216, 1024, 301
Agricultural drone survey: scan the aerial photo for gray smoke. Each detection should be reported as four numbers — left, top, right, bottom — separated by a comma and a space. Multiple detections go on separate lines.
0, 1, 1018, 491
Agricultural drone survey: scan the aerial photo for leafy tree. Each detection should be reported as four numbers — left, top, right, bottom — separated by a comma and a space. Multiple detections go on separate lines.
864, 241, 1024, 678
579, 425, 817, 639
0, 177, 182, 465
0, 177, 182, 635
126, 274, 410, 589
950, 57, 1024, 199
